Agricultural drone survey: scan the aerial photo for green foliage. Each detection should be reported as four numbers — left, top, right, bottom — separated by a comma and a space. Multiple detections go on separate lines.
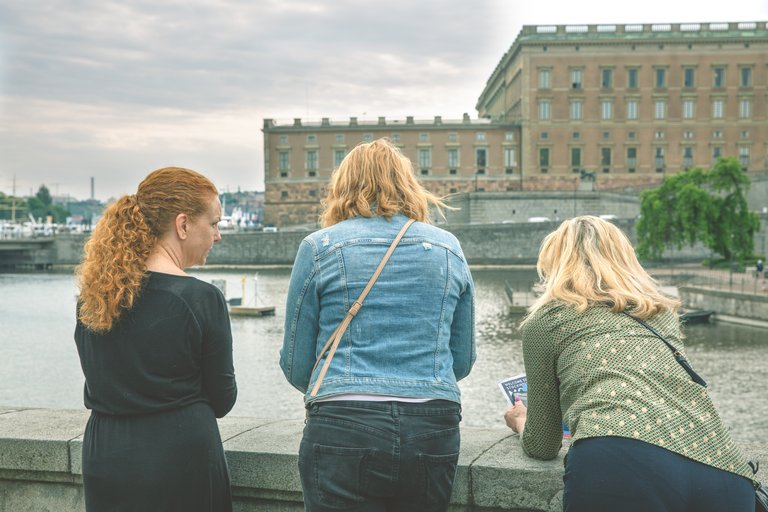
637, 157, 760, 261
36, 185, 52, 206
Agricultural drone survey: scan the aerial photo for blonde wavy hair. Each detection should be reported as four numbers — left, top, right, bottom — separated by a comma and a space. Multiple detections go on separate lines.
319, 138, 449, 227
522, 216, 679, 325
76, 167, 218, 333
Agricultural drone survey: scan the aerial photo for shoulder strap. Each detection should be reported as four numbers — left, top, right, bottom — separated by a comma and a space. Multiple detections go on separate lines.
622, 311, 678, 353
308, 219, 415, 398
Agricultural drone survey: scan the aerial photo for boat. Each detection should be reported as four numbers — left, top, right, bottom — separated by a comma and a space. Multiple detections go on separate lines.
216, 276, 275, 317
504, 282, 537, 313
679, 309, 715, 324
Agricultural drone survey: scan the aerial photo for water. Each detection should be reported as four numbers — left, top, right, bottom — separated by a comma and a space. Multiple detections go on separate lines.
1, 269, 766, 443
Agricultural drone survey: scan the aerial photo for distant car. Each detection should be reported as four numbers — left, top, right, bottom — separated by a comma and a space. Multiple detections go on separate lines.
527, 217, 551, 223
262, 226, 278, 233
598, 214, 618, 220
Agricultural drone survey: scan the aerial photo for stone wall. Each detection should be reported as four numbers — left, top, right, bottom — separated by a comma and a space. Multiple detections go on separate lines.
2, 407, 765, 512
679, 286, 768, 325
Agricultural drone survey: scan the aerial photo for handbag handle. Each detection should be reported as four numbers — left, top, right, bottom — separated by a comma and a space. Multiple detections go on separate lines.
623, 311, 707, 388
308, 219, 415, 398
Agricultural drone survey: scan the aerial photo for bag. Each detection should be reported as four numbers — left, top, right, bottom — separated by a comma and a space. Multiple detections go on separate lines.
623, 312, 707, 387
749, 461, 768, 512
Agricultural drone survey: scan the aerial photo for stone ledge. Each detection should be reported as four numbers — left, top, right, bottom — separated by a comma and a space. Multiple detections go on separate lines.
1, 407, 765, 512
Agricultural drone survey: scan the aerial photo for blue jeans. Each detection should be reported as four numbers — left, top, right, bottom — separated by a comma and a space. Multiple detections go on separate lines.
564, 436, 754, 512
298, 400, 461, 512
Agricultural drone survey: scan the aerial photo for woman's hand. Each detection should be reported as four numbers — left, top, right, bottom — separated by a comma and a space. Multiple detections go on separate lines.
504, 398, 527, 433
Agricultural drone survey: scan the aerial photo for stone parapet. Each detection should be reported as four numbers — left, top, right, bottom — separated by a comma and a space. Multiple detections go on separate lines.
1, 407, 767, 512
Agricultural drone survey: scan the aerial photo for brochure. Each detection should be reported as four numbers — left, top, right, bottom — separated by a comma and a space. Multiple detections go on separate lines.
498, 373, 572, 438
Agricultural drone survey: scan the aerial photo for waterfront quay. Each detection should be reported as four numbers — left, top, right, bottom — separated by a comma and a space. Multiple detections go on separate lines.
1, 406, 765, 512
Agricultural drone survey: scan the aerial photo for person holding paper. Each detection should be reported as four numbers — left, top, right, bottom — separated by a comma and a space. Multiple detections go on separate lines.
503, 216, 756, 512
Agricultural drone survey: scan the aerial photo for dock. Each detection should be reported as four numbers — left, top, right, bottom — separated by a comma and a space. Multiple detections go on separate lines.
229, 305, 276, 317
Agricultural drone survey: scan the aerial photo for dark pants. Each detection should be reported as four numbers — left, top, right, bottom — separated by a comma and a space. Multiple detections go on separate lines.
299, 400, 461, 512
564, 436, 754, 512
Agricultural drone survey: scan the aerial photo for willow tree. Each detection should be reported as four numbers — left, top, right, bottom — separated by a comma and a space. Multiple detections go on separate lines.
636, 157, 759, 261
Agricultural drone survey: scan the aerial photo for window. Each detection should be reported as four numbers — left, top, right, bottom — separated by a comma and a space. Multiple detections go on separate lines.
740, 67, 752, 87
538, 100, 551, 120
627, 68, 639, 89
476, 132, 486, 141
627, 147, 637, 172
654, 147, 665, 172
713, 130, 723, 139
279, 135, 288, 145
391, 133, 400, 143
570, 100, 583, 120
539, 148, 550, 171
601, 68, 613, 88
712, 100, 724, 119
683, 68, 695, 88
628, 131, 636, 139
306, 150, 317, 170
655, 68, 666, 88
281, 190, 288, 199
363, 133, 373, 142
683, 147, 694, 169
655, 131, 665, 139
572, 131, 580, 139
601, 147, 612, 172
307, 134, 317, 144
682, 100, 695, 119
740, 130, 750, 139
654, 100, 666, 120
739, 99, 751, 118
539, 68, 551, 89
476, 148, 487, 168
571, 68, 583, 89
739, 147, 750, 169
280, 171, 288, 178
540, 132, 549, 140
713, 146, 723, 162
713, 67, 726, 88
419, 132, 429, 142
684, 131, 694, 139
334, 149, 345, 167
335, 134, 345, 144
571, 147, 582, 173
505, 132, 515, 141
601, 100, 613, 120
309, 189, 317, 197
448, 148, 459, 169
626, 100, 638, 120
504, 147, 517, 170
278, 151, 289, 171
448, 132, 458, 142
419, 148, 431, 170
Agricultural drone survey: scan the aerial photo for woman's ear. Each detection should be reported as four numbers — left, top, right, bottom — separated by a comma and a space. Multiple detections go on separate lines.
175, 213, 189, 240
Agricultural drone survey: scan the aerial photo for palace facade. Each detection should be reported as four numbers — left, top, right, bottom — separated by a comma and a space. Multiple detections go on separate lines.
264, 21, 767, 227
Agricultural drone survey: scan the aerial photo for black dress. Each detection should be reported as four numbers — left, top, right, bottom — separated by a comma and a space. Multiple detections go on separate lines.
75, 272, 237, 512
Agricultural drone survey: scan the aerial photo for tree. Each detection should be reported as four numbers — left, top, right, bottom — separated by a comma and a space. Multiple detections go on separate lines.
36, 185, 52, 207
637, 157, 760, 261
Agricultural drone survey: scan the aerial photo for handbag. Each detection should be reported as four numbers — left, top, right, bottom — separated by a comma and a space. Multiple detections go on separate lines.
622, 311, 707, 388
307, 219, 415, 399
749, 461, 768, 512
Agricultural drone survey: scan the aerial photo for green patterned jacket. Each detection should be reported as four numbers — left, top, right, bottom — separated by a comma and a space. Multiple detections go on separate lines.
520, 300, 755, 484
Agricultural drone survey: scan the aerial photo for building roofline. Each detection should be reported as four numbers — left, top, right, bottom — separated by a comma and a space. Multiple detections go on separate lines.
262, 115, 519, 131
476, 21, 768, 114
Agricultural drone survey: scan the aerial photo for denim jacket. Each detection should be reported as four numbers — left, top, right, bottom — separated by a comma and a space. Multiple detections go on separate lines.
280, 214, 476, 404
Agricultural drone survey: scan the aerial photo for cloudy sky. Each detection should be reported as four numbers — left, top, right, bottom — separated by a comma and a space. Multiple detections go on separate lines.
2, 1, 767, 201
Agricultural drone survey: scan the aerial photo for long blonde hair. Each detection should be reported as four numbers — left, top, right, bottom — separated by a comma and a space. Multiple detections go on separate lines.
319, 138, 449, 227
76, 167, 218, 333
522, 216, 679, 324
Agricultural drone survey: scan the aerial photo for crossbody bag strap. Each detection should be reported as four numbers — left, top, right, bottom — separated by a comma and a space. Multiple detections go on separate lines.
622, 311, 707, 387
308, 218, 415, 398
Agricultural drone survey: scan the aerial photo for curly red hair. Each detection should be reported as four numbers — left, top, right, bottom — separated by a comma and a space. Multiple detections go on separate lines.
76, 167, 218, 333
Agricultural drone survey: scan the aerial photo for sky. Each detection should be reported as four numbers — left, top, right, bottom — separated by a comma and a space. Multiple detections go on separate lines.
2, 1, 768, 201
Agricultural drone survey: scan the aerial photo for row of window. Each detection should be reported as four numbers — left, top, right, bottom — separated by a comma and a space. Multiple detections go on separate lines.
538, 98, 754, 121
539, 129, 752, 141
538, 146, 751, 173
538, 65, 753, 90
277, 132, 516, 146
277, 147, 519, 173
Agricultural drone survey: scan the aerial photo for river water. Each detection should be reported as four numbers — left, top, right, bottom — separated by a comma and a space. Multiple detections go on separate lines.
1, 268, 766, 443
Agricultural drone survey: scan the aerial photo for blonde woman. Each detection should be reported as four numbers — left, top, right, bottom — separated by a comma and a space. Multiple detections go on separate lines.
280, 138, 476, 511
503, 216, 755, 512
75, 167, 236, 511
